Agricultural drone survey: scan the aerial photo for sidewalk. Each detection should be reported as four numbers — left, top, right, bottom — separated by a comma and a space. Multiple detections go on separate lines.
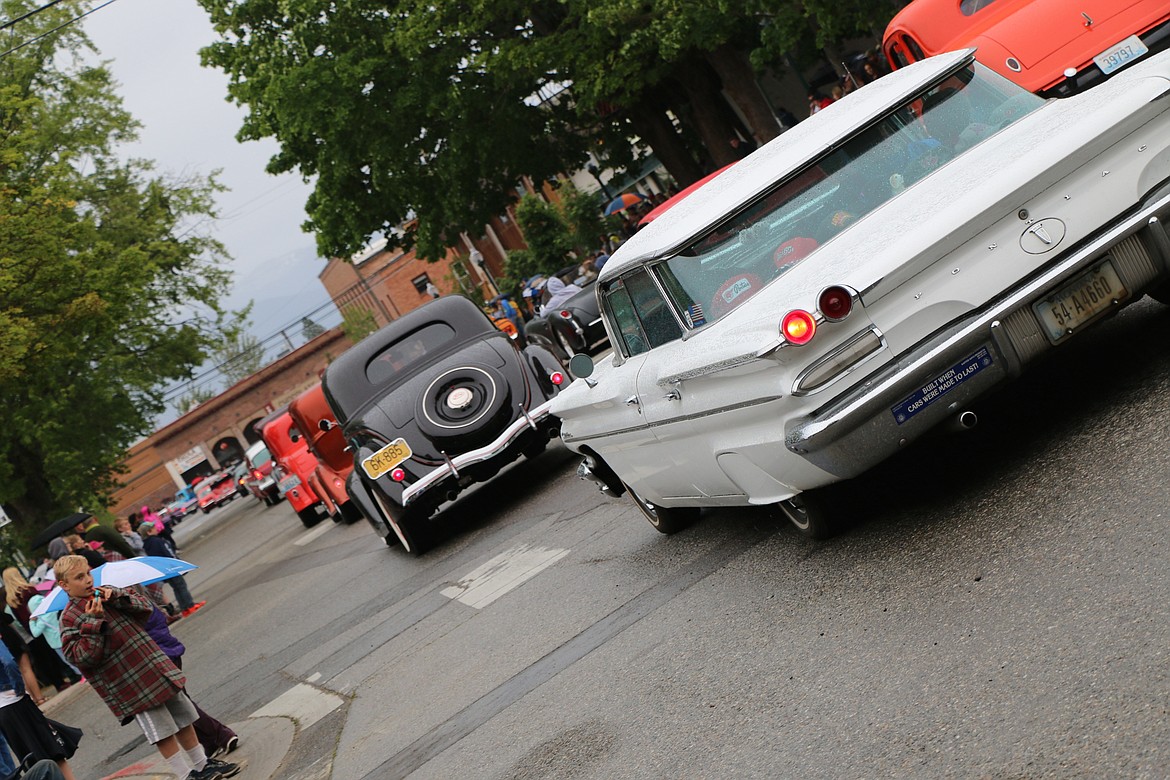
43, 684, 295, 779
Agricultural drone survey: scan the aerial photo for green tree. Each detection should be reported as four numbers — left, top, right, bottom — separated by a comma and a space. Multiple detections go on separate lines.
559, 185, 607, 258
340, 306, 379, 344
300, 316, 325, 341
199, 0, 585, 261
0, 2, 235, 530
501, 194, 577, 290
214, 332, 265, 385
198, 1, 906, 261
175, 386, 217, 414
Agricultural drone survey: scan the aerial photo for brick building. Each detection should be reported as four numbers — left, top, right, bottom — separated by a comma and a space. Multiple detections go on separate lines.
112, 187, 540, 517
109, 327, 352, 517
319, 206, 531, 326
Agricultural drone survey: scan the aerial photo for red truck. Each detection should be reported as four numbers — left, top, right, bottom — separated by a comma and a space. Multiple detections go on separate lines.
261, 411, 327, 528
193, 470, 237, 513
288, 383, 363, 524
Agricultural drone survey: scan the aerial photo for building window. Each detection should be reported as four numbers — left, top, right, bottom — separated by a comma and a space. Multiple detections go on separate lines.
411, 274, 432, 295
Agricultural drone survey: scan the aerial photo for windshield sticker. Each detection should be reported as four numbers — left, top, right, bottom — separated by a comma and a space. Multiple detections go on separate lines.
685, 302, 706, 327
722, 277, 753, 303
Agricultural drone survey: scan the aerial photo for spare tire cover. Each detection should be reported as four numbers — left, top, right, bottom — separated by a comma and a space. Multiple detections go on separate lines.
416, 363, 512, 442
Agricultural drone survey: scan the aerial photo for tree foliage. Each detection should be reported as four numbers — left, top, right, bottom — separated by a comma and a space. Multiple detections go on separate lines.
198, 0, 906, 261
175, 386, 217, 414
0, 2, 234, 531
213, 331, 264, 385
300, 316, 325, 341
340, 306, 378, 344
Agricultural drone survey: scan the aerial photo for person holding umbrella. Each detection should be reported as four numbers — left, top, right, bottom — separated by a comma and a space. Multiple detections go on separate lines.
139, 524, 205, 618
54, 555, 238, 780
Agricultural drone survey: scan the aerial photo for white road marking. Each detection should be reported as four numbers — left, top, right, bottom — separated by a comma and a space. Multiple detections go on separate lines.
305, 672, 321, 683
441, 543, 570, 609
250, 682, 343, 730
294, 520, 335, 546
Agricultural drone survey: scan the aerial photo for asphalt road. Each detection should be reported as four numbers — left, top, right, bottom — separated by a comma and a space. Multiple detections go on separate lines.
50, 297, 1170, 779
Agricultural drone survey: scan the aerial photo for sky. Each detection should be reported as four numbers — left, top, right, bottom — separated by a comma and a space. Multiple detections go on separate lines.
80, 0, 341, 413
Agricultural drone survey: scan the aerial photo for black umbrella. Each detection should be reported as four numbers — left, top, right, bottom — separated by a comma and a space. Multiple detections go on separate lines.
28, 512, 92, 550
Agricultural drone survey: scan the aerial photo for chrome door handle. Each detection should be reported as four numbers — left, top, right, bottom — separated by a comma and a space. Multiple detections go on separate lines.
624, 395, 640, 406
664, 389, 681, 401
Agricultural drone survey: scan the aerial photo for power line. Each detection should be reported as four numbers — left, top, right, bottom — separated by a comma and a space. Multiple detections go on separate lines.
0, 0, 71, 32
0, 0, 121, 59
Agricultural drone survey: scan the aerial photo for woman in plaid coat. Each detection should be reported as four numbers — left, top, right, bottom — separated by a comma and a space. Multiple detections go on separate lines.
55, 555, 238, 780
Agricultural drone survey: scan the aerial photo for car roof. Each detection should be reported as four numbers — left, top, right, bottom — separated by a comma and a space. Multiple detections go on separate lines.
597, 48, 975, 281
323, 295, 498, 420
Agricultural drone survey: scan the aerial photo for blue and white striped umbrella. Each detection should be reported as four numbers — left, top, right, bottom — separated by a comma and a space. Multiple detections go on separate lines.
29, 557, 197, 617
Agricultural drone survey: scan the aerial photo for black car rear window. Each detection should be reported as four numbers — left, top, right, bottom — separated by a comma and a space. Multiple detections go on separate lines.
365, 322, 456, 384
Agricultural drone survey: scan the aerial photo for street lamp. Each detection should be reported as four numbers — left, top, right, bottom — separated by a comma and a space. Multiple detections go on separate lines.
586, 162, 612, 201
469, 248, 501, 298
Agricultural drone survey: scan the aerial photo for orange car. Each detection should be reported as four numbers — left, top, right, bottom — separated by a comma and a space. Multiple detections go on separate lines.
883, 0, 1170, 97
288, 382, 363, 524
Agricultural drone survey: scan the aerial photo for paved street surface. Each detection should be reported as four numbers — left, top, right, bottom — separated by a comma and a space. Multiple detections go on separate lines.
45, 298, 1170, 778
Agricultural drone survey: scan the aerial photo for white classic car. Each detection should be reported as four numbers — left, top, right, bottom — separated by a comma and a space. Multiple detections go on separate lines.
551, 48, 1170, 539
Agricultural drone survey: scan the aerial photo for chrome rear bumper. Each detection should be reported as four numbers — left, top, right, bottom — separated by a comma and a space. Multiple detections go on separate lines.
786, 192, 1170, 478
402, 400, 556, 507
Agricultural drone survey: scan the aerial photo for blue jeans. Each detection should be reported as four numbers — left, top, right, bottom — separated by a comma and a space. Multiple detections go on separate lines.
0, 730, 16, 780
168, 575, 195, 611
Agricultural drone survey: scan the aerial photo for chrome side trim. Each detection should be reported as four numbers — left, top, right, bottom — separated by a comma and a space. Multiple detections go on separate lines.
402, 400, 554, 506
791, 327, 886, 396
564, 394, 784, 445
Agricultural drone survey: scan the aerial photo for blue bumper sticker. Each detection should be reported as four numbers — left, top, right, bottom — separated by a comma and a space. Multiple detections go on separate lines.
892, 347, 993, 425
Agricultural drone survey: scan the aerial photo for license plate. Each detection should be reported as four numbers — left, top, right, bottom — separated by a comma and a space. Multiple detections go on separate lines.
892, 347, 993, 425
1032, 260, 1126, 343
279, 474, 301, 490
1094, 35, 1148, 76
362, 438, 412, 479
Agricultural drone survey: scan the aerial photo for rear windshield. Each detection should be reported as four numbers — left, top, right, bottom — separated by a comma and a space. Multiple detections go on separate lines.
365, 322, 456, 384
249, 447, 272, 468
607, 61, 1042, 347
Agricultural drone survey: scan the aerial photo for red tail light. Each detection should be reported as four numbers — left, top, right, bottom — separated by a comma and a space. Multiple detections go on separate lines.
781, 310, 817, 345
390, 467, 406, 482
818, 286, 853, 321
550, 371, 565, 385
252, 469, 263, 480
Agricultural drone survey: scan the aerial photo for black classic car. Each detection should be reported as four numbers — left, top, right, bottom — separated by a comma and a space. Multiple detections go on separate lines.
523, 277, 608, 360
322, 295, 567, 554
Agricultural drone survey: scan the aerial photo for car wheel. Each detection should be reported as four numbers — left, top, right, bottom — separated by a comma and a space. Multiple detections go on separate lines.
416, 363, 512, 443
339, 500, 364, 525
623, 482, 699, 535
367, 483, 433, 556
1147, 282, 1170, 305
297, 506, 323, 528
776, 491, 837, 539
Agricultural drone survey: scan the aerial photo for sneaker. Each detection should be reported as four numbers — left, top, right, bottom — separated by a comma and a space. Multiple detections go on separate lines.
204, 758, 241, 778
187, 763, 223, 780
181, 601, 207, 617
210, 735, 239, 759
